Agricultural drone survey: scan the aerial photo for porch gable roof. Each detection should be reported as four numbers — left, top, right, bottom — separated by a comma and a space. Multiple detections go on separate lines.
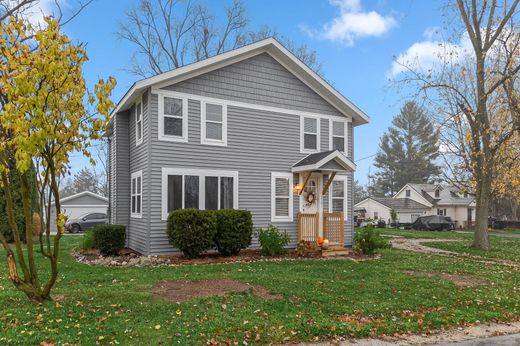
291, 150, 356, 173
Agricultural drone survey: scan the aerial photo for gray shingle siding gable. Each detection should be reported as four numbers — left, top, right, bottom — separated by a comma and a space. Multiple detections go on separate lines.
162, 53, 344, 117
114, 51, 356, 255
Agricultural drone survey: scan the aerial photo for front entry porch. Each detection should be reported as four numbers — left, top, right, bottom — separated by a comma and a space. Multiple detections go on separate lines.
292, 150, 356, 250
298, 211, 345, 248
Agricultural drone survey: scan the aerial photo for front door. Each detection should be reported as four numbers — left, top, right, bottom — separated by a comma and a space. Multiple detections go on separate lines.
300, 173, 322, 235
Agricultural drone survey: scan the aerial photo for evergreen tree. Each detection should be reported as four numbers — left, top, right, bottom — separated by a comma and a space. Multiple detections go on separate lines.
353, 179, 368, 204
60, 168, 105, 197
372, 101, 440, 196
0, 158, 39, 243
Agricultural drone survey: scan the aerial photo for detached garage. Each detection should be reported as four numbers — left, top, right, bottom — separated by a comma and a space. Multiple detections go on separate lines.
48, 191, 108, 231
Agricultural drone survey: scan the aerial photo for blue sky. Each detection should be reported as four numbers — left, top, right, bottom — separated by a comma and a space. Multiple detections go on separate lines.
43, 0, 448, 185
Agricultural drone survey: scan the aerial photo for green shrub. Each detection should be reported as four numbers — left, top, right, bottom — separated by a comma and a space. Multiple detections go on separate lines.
354, 223, 390, 255
167, 209, 217, 258
81, 230, 95, 250
92, 224, 126, 256
257, 225, 290, 256
214, 209, 253, 256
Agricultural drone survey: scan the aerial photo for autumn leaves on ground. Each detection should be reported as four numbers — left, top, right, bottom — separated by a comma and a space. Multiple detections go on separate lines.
1, 232, 520, 345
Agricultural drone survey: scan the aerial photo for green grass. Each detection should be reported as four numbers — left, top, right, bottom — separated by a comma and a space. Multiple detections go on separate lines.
1, 236, 520, 345
427, 237, 520, 262
372, 227, 470, 239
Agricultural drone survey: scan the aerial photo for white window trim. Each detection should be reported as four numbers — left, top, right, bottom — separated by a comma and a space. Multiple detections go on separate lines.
328, 175, 347, 221
200, 100, 228, 146
300, 116, 321, 154
161, 168, 239, 220
271, 172, 294, 222
329, 119, 347, 153
158, 94, 188, 142
131, 170, 143, 218
135, 97, 143, 146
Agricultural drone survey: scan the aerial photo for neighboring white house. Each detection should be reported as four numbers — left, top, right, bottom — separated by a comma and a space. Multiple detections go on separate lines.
355, 183, 476, 228
48, 191, 108, 231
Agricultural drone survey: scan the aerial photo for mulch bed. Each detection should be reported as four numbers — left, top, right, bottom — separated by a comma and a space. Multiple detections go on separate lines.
151, 279, 283, 303
73, 248, 376, 267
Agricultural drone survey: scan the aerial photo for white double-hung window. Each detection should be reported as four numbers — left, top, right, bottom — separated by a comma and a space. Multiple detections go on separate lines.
301, 116, 320, 153
271, 172, 293, 221
161, 168, 238, 220
131, 171, 143, 218
159, 95, 188, 142
135, 99, 143, 146
330, 120, 346, 152
201, 101, 227, 146
329, 176, 346, 220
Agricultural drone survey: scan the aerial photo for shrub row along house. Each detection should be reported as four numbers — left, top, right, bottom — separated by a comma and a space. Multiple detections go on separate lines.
106, 38, 369, 255
355, 183, 476, 228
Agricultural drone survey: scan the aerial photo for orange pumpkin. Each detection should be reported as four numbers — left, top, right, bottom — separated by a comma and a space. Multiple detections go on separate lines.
318, 237, 324, 245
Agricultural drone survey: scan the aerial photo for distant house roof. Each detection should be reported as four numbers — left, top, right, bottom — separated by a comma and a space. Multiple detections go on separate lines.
110, 38, 370, 126
292, 150, 356, 173
404, 183, 474, 207
372, 197, 430, 211
60, 191, 108, 205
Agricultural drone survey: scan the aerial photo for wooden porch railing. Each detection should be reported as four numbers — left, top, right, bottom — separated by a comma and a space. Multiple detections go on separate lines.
323, 212, 344, 245
298, 212, 319, 242
297, 212, 344, 245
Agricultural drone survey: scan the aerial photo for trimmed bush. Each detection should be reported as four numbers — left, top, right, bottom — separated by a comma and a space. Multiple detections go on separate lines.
214, 209, 253, 256
167, 209, 217, 258
257, 225, 290, 256
82, 230, 95, 251
92, 224, 126, 256
354, 223, 390, 255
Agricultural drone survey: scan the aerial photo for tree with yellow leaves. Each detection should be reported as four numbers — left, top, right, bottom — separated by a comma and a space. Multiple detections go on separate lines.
0, 17, 115, 302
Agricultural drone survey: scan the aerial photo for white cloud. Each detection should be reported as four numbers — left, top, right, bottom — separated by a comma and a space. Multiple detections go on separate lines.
7, 0, 61, 27
389, 29, 473, 77
308, 0, 396, 46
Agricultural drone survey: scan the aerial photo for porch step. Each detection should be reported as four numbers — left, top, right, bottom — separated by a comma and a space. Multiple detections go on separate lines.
321, 249, 350, 257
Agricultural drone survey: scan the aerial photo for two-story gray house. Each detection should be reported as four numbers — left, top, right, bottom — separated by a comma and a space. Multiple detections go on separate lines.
107, 38, 369, 255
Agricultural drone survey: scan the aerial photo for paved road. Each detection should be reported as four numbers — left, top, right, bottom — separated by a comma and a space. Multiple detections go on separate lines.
442, 333, 520, 345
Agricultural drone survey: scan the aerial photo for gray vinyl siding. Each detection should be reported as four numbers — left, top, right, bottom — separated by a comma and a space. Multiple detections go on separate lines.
126, 93, 150, 254
148, 97, 307, 254
112, 51, 357, 254
162, 53, 343, 117
111, 113, 130, 227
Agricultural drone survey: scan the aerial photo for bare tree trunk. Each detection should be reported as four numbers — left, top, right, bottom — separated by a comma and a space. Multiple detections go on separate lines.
511, 199, 518, 221
473, 169, 491, 249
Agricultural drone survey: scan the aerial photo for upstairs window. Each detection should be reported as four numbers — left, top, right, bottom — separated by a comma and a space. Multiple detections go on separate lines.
135, 100, 143, 146
405, 189, 411, 197
201, 101, 227, 146
159, 95, 188, 142
131, 171, 142, 218
331, 120, 346, 152
435, 189, 440, 198
301, 117, 319, 152
271, 172, 293, 221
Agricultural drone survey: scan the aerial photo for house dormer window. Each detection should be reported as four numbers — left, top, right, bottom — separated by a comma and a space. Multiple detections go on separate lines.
435, 189, 440, 198
201, 101, 227, 146
159, 95, 188, 142
405, 189, 411, 197
330, 120, 346, 152
135, 99, 143, 146
301, 116, 320, 153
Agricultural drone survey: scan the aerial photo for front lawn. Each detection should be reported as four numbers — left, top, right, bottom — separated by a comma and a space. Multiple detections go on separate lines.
1, 236, 520, 345
427, 238, 520, 262
374, 227, 470, 239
